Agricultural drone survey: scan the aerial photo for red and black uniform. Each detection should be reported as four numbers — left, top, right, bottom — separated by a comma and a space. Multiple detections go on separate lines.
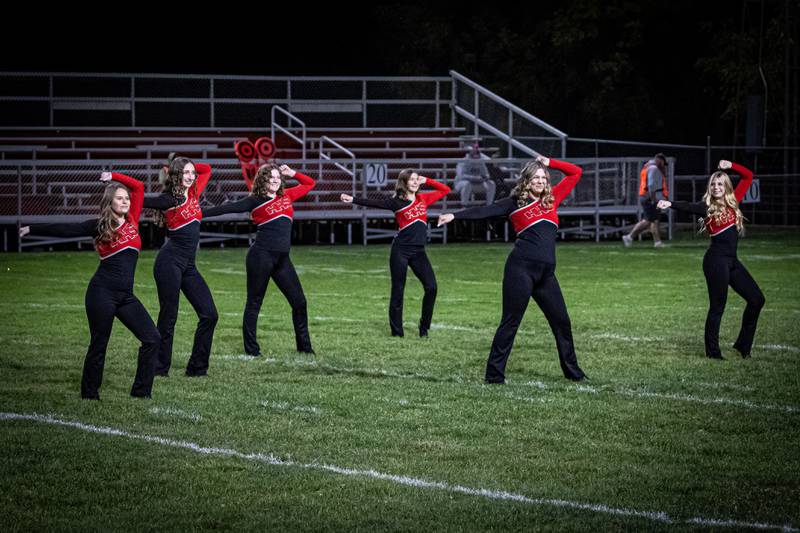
453, 159, 586, 382
202, 172, 316, 355
667, 162, 764, 358
352, 178, 451, 337
28, 174, 160, 399
143, 163, 218, 376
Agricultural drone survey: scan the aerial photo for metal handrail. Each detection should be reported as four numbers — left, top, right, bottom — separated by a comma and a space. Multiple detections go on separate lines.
319, 136, 357, 206
271, 106, 307, 161
449, 70, 567, 158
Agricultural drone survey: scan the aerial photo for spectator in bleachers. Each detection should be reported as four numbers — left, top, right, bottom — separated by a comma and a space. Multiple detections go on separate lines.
454, 142, 496, 206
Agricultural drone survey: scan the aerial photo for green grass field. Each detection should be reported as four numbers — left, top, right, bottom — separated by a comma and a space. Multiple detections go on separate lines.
1, 231, 799, 532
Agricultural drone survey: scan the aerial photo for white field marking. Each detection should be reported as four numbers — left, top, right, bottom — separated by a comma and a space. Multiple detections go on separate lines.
611, 388, 798, 414
313, 316, 366, 323
449, 279, 495, 286
429, 323, 483, 332
16, 303, 84, 310
260, 400, 321, 415
3, 412, 797, 531
217, 355, 277, 363
208, 268, 245, 275
33, 277, 87, 286
522, 381, 549, 390
746, 254, 800, 261
588, 333, 666, 343
398, 399, 410, 406
217, 356, 799, 415
149, 406, 202, 423
686, 517, 799, 531
755, 344, 800, 353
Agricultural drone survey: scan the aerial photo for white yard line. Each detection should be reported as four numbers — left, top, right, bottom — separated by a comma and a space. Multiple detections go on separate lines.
1, 412, 795, 532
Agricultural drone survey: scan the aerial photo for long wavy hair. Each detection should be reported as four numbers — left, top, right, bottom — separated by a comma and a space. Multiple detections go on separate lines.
395, 169, 417, 200
96, 183, 130, 246
250, 162, 285, 197
155, 153, 194, 227
701, 171, 744, 233
512, 160, 554, 209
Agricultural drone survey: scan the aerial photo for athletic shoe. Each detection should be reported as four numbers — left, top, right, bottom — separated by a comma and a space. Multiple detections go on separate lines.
653, 241, 664, 248
622, 234, 633, 247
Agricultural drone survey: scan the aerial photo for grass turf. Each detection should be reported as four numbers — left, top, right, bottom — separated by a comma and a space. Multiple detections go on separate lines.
1, 231, 799, 531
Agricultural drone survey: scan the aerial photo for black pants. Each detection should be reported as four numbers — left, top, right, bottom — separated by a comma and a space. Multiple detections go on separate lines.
244, 247, 312, 354
702, 253, 765, 358
485, 252, 585, 383
153, 248, 218, 375
389, 244, 437, 337
83, 282, 161, 399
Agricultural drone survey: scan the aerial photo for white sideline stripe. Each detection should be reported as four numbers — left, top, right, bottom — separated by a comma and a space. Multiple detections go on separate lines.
224, 357, 800, 415
313, 316, 365, 323
756, 344, 800, 353
217, 355, 277, 362
589, 333, 666, 343
2, 412, 797, 531
611, 388, 797, 414
149, 406, 202, 423
209, 268, 245, 275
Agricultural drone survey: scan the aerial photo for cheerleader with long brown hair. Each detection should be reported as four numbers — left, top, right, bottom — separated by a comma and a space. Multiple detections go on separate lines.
202, 163, 316, 356
19, 172, 160, 399
143, 153, 218, 377
340, 170, 451, 338
438, 156, 586, 383
658, 160, 764, 359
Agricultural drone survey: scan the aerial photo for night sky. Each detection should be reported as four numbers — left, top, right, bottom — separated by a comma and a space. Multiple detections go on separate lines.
3, 1, 796, 145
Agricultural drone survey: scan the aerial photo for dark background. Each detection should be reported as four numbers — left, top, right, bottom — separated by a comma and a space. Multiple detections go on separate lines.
2, 1, 797, 146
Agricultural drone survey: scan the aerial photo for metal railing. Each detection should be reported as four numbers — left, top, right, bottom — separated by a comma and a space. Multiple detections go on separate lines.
0, 72, 453, 130
271, 106, 307, 161
449, 70, 567, 159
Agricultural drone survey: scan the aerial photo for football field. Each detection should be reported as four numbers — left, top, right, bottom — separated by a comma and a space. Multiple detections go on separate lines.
1, 232, 799, 532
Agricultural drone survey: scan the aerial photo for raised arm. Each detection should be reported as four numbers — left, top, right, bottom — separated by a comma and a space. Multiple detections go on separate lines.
728, 161, 754, 203
109, 172, 145, 223
194, 163, 213, 196
548, 158, 582, 206
202, 196, 261, 218
284, 168, 316, 202
417, 177, 452, 206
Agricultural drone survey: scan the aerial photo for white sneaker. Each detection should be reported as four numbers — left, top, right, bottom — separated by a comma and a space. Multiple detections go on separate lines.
653, 241, 664, 248
622, 234, 633, 247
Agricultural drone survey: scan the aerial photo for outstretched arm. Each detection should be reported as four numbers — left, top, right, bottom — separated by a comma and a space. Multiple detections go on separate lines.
658, 199, 707, 217
451, 197, 517, 220
202, 196, 261, 218
23, 219, 99, 238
